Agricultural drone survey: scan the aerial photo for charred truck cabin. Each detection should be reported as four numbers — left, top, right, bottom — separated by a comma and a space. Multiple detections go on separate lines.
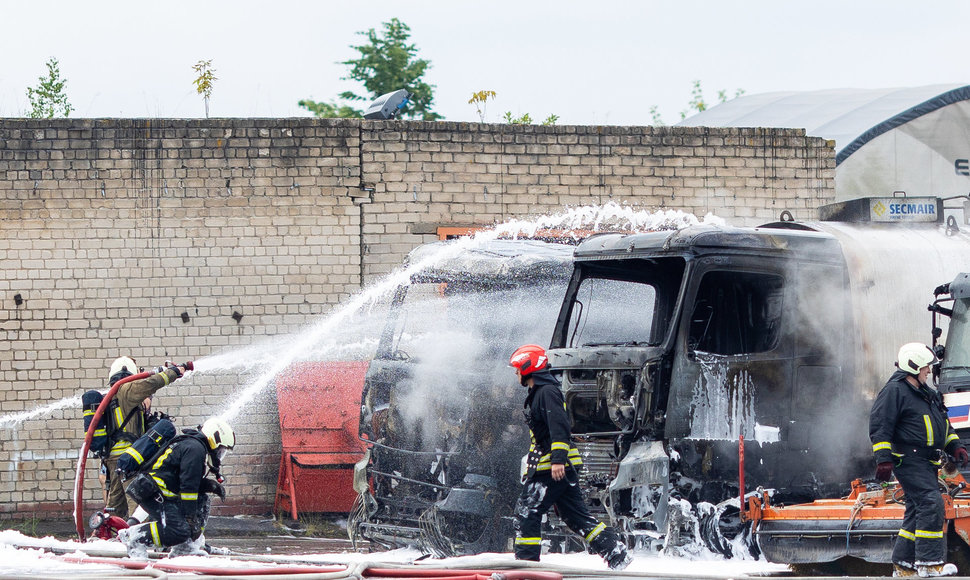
352, 239, 575, 556
546, 223, 874, 550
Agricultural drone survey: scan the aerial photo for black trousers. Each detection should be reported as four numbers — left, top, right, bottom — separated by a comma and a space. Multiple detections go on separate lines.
892, 452, 946, 567
131, 494, 211, 549
513, 471, 622, 561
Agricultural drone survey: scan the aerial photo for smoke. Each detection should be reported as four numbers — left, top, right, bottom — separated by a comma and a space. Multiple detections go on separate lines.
387, 284, 567, 455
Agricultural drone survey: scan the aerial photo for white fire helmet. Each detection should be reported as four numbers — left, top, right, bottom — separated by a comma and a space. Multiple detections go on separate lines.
200, 417, 235, 453
896, 342, 938, 375
108, 356, 138, 382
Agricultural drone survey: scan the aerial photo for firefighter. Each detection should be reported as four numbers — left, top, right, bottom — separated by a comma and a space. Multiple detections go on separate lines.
508, 344, 631, 570
102, 357, 191, 519
870, 342, 969, 577
120, 417, 233, 557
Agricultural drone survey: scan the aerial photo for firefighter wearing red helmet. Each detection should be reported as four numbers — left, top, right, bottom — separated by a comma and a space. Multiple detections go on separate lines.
509, 344, 631, 570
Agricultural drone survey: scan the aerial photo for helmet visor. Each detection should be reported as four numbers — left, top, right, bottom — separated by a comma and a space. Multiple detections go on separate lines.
215, 446, 230, 463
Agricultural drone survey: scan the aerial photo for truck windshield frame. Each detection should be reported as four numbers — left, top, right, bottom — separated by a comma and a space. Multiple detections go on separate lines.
555, 257, 687, 350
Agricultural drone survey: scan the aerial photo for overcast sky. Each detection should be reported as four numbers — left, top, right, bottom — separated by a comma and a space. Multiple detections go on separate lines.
2, 0, 967, 125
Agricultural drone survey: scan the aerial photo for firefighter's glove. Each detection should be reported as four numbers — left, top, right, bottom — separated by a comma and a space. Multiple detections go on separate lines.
955, 448, 969, 468
201, 477, 226, 501
875, 461, 894, 482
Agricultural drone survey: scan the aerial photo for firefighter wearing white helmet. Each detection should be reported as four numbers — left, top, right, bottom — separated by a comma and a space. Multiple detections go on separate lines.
121, 417, 234, 557
99, 356, 193, 520
870, 343, 968, 577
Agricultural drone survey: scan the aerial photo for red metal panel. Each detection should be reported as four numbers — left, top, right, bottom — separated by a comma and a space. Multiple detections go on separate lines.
275, 361, 369, 515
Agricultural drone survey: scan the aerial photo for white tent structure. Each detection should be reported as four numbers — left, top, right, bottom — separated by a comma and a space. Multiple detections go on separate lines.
679, 85, 970, 204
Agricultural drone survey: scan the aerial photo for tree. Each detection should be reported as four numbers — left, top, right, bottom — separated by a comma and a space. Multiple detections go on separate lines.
470, 89, 558, 125
301, 18, 440, 120
297, 99, 361, 119
26, 57, 73, 119
503, 111, 559, 126
192, 60, 217, 118
468, 90, 496, 122
649, 80, 744, 126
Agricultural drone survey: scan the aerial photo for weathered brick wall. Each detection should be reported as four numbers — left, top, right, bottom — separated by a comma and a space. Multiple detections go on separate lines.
0, 118, 834, 520
359, 123, 834, 278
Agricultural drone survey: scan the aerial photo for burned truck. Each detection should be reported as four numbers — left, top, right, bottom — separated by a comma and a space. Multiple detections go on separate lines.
546, 203, 970, 554
351, 239, 574, 555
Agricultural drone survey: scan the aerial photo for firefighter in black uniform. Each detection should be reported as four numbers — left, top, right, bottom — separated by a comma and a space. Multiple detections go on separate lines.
120, 417, 234, 557
509, 344, 631, 570
870, 342, 969, 578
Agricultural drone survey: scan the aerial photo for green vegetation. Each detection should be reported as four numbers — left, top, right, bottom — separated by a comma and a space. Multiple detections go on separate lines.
301, 18, 439, 120
26, 58, 73, 119
192, 59, 217, 118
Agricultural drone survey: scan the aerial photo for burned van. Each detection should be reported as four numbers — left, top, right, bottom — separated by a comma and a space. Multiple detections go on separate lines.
546, 223, 881, 552
351, 239, 574, 556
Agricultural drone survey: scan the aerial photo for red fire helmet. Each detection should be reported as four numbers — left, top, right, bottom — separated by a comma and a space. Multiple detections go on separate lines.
509, 344, 548, 376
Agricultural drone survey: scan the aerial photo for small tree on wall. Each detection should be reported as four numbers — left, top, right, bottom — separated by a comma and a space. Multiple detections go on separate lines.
193, 59, 217, 118
26, 57, 73, 118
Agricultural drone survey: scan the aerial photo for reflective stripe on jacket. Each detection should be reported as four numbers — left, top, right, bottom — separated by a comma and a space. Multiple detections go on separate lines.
869, 369, 964, 465
523, 370, 582, 472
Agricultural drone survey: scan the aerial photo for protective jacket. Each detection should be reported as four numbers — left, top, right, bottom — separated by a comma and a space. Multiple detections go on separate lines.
869, 370, 964, 464
109, 368, 182, 458
147, 430, 209, 516
523, 370, 582, 474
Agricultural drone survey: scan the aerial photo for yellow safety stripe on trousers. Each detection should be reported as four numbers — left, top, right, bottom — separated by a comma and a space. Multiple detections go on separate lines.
149, 521, 161, 546
515, 537, 542, 545
123, 446, 144, 464
872, 441, 892, 452
180, 492, 198, 501
915, 529, 944, 539
585, 522, 606, 542
924, 415, 934, 446
898, 529, 916, 541
152, 475, 176, 498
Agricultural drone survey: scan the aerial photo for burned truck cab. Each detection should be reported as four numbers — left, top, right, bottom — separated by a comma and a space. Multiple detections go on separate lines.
351, 239, 574, 556
547, 224, 871, 547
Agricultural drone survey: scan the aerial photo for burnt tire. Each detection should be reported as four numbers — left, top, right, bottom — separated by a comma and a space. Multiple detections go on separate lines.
699, 499, 758, 559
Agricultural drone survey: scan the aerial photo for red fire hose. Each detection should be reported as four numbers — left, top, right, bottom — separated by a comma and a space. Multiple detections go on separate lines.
58, 553, 348, 575
56, 554, 565, 580
73, 371, 151, 540
366, 570, 562, 580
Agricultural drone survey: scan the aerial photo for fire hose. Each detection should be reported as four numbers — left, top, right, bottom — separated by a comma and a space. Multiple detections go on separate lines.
53, 555, 569, 580
74, 370, 153, 540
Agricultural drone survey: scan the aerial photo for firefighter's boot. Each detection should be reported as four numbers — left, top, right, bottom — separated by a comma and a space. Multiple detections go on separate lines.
169, 533, 207, 557
917, 563, 958, 577
894, 563, 918, 577
118, 522, 154, 560
589, 527, 631, 570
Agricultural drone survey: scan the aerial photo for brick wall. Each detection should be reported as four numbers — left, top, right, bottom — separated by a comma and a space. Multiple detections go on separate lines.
0, 118, 834, 519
